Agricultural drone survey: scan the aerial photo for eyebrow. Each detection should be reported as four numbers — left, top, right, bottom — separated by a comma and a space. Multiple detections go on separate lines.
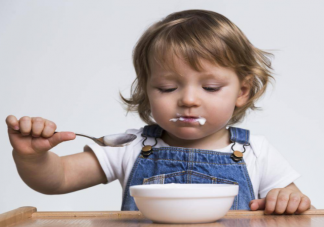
153, 72, 223, 79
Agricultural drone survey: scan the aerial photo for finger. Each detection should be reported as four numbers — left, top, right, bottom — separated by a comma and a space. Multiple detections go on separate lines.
47, 131, 76, 148
19, 116, 32, 136
31, 117, 45, 137
275, 190, 290, 214
264, 189, 280, 214
285, 192, 301, 214
6, 115, 20, 132
295, 196, 311, 214
249, 198, 266, 211
42, 120, 57, 138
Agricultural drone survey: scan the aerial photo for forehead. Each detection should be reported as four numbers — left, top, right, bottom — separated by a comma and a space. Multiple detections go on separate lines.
149, 54, 235, 80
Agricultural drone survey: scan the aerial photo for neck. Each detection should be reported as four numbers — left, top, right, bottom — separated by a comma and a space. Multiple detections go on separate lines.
161, 127, 231, 150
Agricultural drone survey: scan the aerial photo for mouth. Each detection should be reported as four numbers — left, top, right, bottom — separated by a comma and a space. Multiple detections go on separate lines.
178, 117, 200, 123
176, 113, 199, 119
180, 116, 199, 119
170, 115, 207, 125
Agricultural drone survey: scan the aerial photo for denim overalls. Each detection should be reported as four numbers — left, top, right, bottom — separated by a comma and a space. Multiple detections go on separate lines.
121, 124, 255, 210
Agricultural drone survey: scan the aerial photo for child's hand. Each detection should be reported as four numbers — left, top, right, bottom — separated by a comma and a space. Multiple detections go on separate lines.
249, 183, 311, 214
6, 115, 75, 159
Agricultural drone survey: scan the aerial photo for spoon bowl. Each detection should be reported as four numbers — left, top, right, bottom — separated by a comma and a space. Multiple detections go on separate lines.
100, 133, 137, 147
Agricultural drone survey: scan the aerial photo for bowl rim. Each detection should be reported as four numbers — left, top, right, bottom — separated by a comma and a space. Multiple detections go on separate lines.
130, 183, 239, 198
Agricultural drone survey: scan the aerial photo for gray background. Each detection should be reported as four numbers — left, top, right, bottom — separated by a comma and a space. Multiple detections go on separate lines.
1, 0, 323, 213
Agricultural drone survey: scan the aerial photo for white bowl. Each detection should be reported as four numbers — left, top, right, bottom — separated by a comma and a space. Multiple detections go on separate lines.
130, 183, 239, 224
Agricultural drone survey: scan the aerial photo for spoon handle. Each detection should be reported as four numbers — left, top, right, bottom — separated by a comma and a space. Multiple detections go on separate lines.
74, 133, 96, 140
54, 131, 96, 140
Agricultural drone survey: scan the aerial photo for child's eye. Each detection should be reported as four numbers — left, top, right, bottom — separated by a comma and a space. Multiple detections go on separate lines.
158, 88, 177, 93
203, 87, 221, 92
158, 87, 221, 93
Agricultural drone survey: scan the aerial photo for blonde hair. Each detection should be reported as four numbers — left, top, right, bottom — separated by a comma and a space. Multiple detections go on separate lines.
120, 9, 274, 126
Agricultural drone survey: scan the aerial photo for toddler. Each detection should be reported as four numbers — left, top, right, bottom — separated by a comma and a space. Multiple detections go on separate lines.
6, 9, 312, 214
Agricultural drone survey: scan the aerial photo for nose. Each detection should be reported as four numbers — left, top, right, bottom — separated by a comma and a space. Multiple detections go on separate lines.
177, 86, 201, 107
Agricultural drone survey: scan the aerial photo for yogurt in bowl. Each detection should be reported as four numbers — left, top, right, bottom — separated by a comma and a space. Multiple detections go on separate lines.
130, 183, 239, 224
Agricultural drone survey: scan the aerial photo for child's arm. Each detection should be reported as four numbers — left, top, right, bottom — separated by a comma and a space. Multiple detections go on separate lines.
249, 183, 312, 214
7, 115, 107, 195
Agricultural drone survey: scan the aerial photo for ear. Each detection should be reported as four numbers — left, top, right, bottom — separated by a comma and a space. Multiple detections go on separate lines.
235, 75, 252, 107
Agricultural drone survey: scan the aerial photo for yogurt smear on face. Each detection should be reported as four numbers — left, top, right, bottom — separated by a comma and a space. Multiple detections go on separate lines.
169, 116, 207, 125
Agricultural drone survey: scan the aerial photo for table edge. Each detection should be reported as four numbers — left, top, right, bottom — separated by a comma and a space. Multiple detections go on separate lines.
0, 206, 37, 227
32, 209, 324, 218
1, 206, 324, 227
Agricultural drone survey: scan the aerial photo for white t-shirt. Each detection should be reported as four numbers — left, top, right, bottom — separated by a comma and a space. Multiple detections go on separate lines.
84, 127, 301, 199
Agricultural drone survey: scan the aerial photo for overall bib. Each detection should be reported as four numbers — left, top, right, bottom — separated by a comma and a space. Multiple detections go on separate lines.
121, 125, 255, 211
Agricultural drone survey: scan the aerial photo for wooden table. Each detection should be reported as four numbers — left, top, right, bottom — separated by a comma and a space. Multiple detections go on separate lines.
1, 207, 324, 227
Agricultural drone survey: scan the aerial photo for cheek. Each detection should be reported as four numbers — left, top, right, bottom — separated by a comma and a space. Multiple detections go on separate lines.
148, 95, 172, 120
152, 100, 172, 110
205, 95, 237, 122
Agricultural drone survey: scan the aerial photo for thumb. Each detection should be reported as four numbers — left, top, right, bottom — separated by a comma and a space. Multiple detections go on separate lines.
47, 132, 76, 148
249, 198, 266, 211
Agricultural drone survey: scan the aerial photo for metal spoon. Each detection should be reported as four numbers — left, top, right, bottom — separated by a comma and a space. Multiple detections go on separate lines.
55, 132, 137, 147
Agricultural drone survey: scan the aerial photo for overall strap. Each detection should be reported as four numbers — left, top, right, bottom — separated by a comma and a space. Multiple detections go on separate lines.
141, 124, 164, 138
228, 126, 250, 145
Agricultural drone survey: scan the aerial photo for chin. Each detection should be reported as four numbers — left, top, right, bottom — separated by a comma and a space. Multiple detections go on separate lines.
170, 126, 205, 140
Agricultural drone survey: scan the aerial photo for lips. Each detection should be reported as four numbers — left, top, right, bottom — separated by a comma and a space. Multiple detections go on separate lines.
179, 117, 198, 123
170, 115, 207, 125
176, 113, 200, 118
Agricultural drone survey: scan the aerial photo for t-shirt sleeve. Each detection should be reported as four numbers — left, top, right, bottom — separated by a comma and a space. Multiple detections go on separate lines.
83, 130, 135, 185
258, 137, 301, 198
83, 142, 126, 185
83, 128, 143, 186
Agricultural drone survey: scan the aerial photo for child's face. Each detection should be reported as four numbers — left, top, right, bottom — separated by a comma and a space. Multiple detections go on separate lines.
147, 56, 249, 142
